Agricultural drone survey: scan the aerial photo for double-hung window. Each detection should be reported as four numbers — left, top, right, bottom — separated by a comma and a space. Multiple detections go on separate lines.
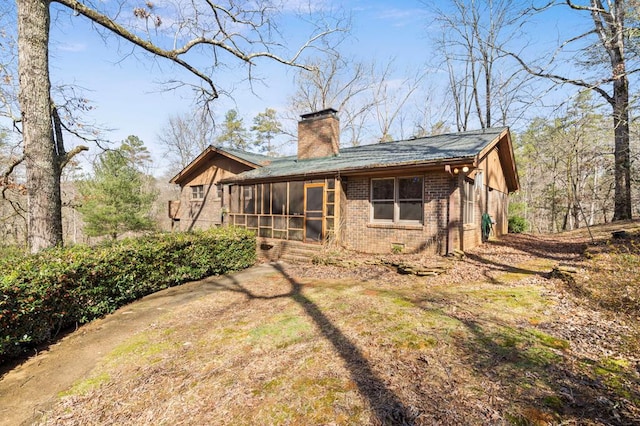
371, 176, 423, 223
191, 185, 204, 200
463, 179, 475, 224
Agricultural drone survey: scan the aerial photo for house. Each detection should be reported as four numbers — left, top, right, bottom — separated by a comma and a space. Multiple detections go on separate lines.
169, 108, 519, 256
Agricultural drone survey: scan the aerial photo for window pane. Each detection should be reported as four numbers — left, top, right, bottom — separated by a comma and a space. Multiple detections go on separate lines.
243, 186, 255, 214
463, 181, 475, 223
399, 177, 423, 200
373, 201, 394, 220
191, 185, 204, 200
288, 181, 304, 215
399, 202, 422, 221
272, 182, 287, 215
372, 179, 394, 200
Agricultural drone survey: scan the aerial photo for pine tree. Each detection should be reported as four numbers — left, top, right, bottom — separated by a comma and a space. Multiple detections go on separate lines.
216, 109, 249, 150
251, 108, 282, 156
78, 137, 157, 239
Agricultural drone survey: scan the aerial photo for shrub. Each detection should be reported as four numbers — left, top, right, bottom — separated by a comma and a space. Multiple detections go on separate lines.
508, 216, 528, 233
0, 227, 255, 361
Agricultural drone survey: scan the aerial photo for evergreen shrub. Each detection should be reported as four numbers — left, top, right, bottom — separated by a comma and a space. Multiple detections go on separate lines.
508, 216, 529, 233
0, 227, 255, 361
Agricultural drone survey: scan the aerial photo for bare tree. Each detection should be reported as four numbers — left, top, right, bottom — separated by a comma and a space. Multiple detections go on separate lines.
506, 0, 639, 221
289, 51, 378, 146
16, 0, 342, 252
371, 62, 425, 142
158, 108, 215, 175
428, 0, 536, 131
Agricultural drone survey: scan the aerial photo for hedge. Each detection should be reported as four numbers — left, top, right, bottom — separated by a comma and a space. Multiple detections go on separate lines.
0, 227, 256, 362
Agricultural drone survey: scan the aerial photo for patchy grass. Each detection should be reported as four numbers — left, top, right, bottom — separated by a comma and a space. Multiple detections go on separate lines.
32, 223, 640, 425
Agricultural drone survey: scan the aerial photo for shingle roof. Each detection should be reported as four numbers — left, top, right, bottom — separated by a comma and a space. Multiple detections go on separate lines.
229, 127, 509, 182
219, 146, 273, 166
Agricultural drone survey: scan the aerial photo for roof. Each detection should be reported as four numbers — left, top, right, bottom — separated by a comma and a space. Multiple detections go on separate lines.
225, 127, 518, 191
169, 145, 271, 185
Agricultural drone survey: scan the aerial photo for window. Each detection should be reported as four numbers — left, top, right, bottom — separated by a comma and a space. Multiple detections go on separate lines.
371, 176, 423, 223
191, 185, 204, 200
463, 179, 475, 224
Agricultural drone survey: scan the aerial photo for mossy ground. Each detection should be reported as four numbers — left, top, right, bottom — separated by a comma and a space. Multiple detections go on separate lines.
21, 222, 640, 424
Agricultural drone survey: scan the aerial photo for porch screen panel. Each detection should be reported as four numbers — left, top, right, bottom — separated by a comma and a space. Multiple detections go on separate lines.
398, 177, 423, 222
261, 184, 271, 215
371, 178, 394, 221
288, 181, 304, 215
243, 185, 255, 214
230, 186, 240, 213
272, 182, 287, 215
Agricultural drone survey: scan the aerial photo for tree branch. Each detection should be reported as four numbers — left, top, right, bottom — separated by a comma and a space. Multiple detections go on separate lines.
504, 50, 615, 105
53, 0, 219, 100
53, 0, 342, 101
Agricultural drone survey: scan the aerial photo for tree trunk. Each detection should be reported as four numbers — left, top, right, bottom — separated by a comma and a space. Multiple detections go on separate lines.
611, 73, 632, 220
17, 0, 62, 252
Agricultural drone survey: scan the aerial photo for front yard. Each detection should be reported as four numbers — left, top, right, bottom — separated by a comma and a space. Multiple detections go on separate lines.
24, 224, 640, 424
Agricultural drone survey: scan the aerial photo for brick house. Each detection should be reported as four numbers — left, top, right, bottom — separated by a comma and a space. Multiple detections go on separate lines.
169, 108, 519, 255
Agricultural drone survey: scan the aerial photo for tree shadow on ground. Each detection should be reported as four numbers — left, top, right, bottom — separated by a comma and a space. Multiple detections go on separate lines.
207, 263, 418, 425
463, 251, 547, 285
407, 293, 640, 425
487, 234, 587, 262
454, 315, 640, 425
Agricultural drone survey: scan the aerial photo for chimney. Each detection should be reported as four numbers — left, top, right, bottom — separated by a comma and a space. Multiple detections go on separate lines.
297, 108, 340, 160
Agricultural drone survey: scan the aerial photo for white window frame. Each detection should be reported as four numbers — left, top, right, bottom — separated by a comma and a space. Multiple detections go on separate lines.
370, 176, 424, 224
463, 179, 475, 224
191, 185, 204, 200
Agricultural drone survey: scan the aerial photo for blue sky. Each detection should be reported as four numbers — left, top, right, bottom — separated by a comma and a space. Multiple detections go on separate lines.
2, 1, 611, 176
42, 1, 441, 175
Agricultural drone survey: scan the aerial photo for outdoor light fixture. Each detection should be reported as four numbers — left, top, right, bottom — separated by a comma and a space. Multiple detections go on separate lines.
462, 166, 469, 173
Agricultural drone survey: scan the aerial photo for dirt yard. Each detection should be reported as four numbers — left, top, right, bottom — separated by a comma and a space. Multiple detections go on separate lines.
1, 222, 639, 425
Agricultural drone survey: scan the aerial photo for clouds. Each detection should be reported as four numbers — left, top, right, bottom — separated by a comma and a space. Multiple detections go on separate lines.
56, 42, 87, 53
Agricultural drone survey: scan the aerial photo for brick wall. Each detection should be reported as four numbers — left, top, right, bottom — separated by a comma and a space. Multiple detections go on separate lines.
341, 172, 454, 255
297, 110, 340, 160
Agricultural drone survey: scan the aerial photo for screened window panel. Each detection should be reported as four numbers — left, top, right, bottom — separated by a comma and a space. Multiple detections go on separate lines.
243, 186, 255, 214
230, 186, 240, 213
306, 186, 323, 211
261, 184, 271, 215
289, 230, 303, 241
259, 216, 272, 227
247, 215, 258, 228
288, 217, 304, 229
288, 181, 304, 215
272, 182, 287, 215
326, 204, 335, 217
274, 216, 287, 230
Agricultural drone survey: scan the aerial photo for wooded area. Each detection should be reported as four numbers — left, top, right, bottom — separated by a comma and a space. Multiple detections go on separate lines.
0, 0, 638, 249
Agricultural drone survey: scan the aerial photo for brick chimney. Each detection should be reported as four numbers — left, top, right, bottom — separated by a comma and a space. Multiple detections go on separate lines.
297, 108, 340, 160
